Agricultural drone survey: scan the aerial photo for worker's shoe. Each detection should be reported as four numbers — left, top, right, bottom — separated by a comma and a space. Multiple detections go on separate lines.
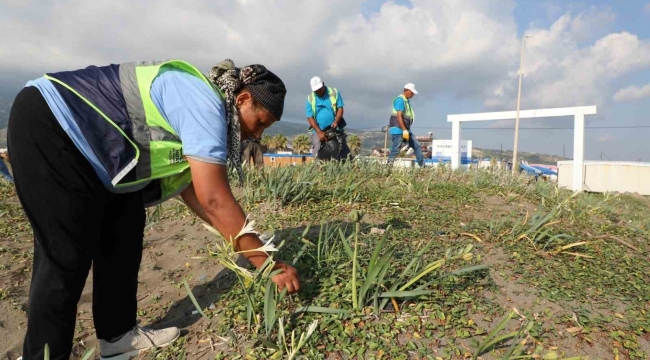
99, 326, 180, 360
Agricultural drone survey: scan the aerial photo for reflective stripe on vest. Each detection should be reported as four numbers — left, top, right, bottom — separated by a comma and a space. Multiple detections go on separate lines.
45, 60, 222, 205
308, 87, 338, 118
388, 94, 415, 130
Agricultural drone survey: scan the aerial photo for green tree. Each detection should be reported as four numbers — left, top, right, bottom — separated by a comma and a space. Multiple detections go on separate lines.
292, 134, 312, 154
273, 134, 288, 151
261, 134, 272, 148
260, 134, 273, 152
348, 134, 362, 155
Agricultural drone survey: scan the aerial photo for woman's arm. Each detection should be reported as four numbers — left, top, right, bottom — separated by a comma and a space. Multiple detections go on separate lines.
180, 159, 299, 292
180, 182, 211, 224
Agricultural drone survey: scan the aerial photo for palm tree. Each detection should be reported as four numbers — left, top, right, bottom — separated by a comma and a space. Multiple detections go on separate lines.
261, 134, 272, 148
261, 134, 273, 153
273, 134, 288, 151
292, 134, 312, 154
348, 134, 362, 155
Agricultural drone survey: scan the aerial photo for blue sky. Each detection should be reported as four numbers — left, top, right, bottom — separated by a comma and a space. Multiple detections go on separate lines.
0, 0, 648, 160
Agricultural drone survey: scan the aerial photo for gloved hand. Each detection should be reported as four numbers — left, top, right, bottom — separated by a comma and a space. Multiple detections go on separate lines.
402, 130, 410, 141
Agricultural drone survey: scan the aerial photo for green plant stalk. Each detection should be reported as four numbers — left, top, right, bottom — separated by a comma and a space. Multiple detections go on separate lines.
371, 254, 393, 314
351, 222, 359, 309
379, 290, 435, 297
398, 260, 444, 291
503, 321, 533, 359
183, 278, 209, 321
474, 309, 517, 359
327, 223, 342, 263
293, 306, 350, 314
379, 239, 437, 311
80, 348, 96, 360
317, 220, 324, 266
264, 278, 276, 336
359, 246, 394, 308
233, 270, 257, 328
278, 317, 288, 355
338, 228, 354, 260
477, 332, 521, 356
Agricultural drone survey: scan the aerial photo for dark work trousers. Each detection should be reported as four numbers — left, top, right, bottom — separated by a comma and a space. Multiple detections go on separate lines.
242, 141, 265, 168
7, 86, 146, 360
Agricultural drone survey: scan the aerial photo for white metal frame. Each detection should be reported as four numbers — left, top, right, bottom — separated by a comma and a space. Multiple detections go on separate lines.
447, 106, 597, 192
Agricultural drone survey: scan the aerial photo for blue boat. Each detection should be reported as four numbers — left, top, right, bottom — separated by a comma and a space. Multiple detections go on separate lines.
531, 166, 557, 176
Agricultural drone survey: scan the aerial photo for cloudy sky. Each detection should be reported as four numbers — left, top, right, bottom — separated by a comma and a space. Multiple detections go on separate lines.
1, 0, 649, 160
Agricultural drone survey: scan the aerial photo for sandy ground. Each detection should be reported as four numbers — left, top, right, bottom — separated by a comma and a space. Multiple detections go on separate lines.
0, 214, 236, 360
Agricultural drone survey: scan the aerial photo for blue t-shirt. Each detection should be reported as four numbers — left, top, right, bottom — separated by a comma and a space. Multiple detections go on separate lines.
150, 67, 228, 165
390, 96, 409, 135
305, 90, 344, 131
26, 66, 228, 192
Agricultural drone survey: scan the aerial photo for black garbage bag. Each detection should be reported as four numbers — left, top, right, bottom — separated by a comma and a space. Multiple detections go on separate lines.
317, 127, 351, 161
317, 129, 341, 161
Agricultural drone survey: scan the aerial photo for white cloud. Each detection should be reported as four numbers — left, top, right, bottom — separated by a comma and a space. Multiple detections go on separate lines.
595, 133, 615, 143
0, 1, 648, 126
484, 8, 650, 111
544, 3, 563, 20
613, 84, 650, 102
568, 6, 616, 43
323, 0, 519, 110
0, 0, 522, 122
0, 0, 347, 73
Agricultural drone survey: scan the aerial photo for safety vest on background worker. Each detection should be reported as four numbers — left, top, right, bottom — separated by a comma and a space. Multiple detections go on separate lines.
388, 94, 415, 130
45, 60, 221, 206
307, 87, 347, 130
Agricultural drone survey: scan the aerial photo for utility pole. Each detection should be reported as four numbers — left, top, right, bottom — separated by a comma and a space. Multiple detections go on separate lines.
512, 34, 532, 174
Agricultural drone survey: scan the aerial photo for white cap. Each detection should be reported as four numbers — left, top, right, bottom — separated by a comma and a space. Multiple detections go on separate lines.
310, 76, 324, 92
404, 83, 418, 95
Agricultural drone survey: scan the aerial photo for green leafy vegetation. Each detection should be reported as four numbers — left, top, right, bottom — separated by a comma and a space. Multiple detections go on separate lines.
2, 161, 649, 359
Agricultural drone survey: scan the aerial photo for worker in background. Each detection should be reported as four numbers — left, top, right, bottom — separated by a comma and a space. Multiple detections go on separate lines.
0, 151, 13, 182
306, 76, 351, 161
242, 136, 265, 168
8, 59, 299, 360
387, 83, 425, 167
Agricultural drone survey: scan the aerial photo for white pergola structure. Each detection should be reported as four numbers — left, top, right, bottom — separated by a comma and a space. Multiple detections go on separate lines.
447, 106, 597, 192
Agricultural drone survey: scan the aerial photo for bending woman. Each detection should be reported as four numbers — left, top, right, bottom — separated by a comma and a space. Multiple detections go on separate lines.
8, 59, 299, 360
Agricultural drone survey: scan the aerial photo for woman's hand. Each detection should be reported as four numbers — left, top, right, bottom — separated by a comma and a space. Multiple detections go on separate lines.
183, 159, 274, 266
182, 160, 303, 293
272, 261, 300, 293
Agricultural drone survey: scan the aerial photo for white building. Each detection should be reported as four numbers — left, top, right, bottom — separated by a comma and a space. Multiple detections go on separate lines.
426, 140, 473, 166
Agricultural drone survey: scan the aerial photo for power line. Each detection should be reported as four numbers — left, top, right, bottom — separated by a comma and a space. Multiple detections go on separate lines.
434, 125, 650, 130
346, 125, 650, 132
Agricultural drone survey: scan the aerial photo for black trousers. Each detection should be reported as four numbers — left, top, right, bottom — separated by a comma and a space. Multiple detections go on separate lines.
242, 141, 265, 168
8, 87, 146, 360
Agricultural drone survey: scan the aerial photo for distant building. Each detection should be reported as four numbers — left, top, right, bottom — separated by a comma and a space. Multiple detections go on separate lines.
262, 153, 315, 167
428, 140, 473, 165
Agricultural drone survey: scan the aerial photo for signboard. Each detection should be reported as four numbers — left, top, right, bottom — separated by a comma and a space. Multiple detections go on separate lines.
429, 140, 473, 164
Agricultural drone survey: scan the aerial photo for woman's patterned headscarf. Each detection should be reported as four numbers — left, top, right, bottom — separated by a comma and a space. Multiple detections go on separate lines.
208, 59, 286, 184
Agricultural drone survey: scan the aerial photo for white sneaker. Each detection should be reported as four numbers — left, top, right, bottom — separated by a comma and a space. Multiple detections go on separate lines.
99, 326, 180, 360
